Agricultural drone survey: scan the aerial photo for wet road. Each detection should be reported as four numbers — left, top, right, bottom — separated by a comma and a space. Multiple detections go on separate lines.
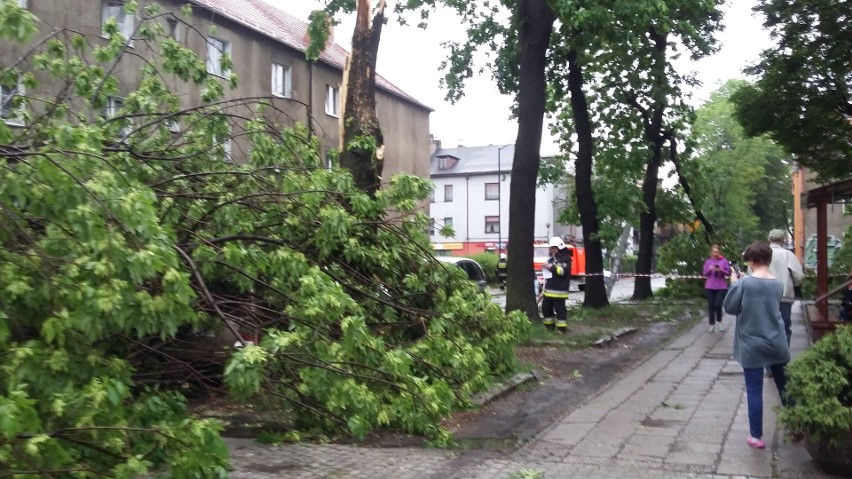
489, 276, 667, 308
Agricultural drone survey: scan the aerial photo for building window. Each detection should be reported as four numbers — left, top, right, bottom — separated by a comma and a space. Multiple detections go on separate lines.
272, 63, 292, 98
443, 217, 453, 229
212, 135, 232, 162
428, 218, 435, 235
102, 96, 122, 118
429, 187, 435, 203
101, 1, 134, 43
102, 96, 131, 140
167, 17, 181, 41
206, 37, 231, 77
485, 216, 500, 234
437, 156, 458, 170
485, 183, 499, 200
213, 124, 232, 162
325, 84, 339, 117
222, 133, 232, 161
166, 118, 180, 133
1, 73, 25, 126
444, 184, 453, 202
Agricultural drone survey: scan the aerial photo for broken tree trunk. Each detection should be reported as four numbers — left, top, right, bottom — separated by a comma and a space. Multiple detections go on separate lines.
339, 0, 386, 197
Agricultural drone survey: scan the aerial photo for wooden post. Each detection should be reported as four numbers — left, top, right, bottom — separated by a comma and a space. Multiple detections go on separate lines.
816, 194, 828, 321
792, 167, 805, 261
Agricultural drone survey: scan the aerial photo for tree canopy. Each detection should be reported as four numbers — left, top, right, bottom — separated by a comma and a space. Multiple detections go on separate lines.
657, 79, 793, 294
692, 80, 792, 246
545, 0, 724, 300
731, 0, 852, 181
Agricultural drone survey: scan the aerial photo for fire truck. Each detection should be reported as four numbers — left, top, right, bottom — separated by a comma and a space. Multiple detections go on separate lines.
533, 242, 588, 291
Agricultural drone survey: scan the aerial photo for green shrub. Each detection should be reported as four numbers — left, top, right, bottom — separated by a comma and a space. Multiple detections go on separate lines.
656, 234, 710, 299
471, 252, 499, 284
780, 325, 852, 448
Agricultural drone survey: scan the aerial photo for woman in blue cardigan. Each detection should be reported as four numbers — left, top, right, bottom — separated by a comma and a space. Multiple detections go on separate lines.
723, 241, 790, 450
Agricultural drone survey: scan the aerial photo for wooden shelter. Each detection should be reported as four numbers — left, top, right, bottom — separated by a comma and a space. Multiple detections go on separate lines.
804, 177, 852, 336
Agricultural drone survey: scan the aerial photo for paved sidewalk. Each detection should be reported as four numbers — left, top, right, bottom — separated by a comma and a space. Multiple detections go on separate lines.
227, 303, 833, 478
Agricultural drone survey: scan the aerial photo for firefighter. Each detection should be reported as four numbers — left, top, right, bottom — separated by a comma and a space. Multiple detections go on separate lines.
496, 253, 508, 290
541, 236, 572, 333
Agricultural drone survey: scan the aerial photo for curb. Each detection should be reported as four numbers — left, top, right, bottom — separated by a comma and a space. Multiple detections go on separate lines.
470, 371, 540, 407
593, 327, 637, 346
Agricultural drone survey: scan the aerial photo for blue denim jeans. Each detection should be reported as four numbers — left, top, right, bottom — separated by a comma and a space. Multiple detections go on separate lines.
779, 302, 792, 345
743, 364, 788, 439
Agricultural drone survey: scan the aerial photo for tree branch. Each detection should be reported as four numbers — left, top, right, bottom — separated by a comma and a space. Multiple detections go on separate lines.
667, 134, 714, 241
173, 245, 246, 346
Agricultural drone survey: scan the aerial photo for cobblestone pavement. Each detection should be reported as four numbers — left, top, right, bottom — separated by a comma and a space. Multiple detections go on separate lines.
226, 303, 833, 478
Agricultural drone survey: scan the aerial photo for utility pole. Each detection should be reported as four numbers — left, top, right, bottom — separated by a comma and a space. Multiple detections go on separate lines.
497, 144, 513, 253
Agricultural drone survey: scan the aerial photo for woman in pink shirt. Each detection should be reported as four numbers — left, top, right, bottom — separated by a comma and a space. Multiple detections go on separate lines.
702, 245, 731, 332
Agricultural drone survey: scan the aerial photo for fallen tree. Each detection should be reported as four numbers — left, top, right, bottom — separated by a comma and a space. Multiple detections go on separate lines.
0, 4, 527, 474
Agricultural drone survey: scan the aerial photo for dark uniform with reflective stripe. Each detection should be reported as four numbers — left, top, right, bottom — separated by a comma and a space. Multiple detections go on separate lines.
542, 248, 572, 331
496, 258, 508, 289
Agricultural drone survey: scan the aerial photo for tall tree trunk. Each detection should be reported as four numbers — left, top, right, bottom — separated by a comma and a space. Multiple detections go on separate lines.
505, 0, 555, 320
339, 0, 386, 197
632, 28, 668, 301
634, 154, 660, 299
566, 47, 608, 308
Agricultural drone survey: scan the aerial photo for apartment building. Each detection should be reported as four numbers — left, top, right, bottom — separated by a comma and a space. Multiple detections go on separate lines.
1, 0, 432, 180
429, 143, 578, 256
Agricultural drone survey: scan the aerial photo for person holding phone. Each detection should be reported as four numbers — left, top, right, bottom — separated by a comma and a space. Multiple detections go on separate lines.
702, 245, 731, 332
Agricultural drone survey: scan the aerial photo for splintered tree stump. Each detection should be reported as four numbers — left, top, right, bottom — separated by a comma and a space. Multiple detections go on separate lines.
339, 0, 386, 197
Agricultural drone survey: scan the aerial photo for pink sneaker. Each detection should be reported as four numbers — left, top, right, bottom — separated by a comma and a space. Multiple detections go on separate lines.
747, 437, 765, 449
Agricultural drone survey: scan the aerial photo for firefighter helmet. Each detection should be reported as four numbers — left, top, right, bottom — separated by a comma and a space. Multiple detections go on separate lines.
549, 236, 566, 249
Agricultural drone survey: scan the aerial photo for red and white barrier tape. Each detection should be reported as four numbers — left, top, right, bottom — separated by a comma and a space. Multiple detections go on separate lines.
580, 272, 847, 280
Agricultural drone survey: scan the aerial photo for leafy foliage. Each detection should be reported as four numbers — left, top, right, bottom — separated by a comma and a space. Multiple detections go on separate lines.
732, 0, 852, 182
656, 233, 710, 299
653, 80, 794, 291
0, 3, 528, 474
689, 80, 792, 250
507, 469, 544, 479
780, 325, 852, 448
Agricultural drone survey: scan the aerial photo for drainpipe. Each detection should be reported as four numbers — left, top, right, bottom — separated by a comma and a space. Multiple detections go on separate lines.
308, 62, 314, 140
466, 174, 470, 248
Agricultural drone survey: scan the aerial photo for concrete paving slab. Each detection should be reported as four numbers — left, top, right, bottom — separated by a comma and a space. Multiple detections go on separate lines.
225, 302, 839, 479
666, 442, 723, 466
622, 433, 677, 457
539, 421, 596, 445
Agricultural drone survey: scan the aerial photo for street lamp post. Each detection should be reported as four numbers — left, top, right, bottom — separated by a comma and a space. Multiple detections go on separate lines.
497, 144, 512, 253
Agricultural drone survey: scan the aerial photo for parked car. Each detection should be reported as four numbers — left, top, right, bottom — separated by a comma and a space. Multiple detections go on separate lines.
437, 256, 487, 292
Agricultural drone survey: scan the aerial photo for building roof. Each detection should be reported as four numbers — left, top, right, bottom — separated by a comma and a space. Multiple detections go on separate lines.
431, 144, 516, 177
190, 0, 431, 111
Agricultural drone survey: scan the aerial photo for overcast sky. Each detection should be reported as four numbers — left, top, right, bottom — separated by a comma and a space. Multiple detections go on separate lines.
271, 1, 774, 155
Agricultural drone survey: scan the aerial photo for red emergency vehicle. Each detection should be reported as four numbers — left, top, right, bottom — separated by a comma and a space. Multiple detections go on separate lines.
533, 242, 588, 291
